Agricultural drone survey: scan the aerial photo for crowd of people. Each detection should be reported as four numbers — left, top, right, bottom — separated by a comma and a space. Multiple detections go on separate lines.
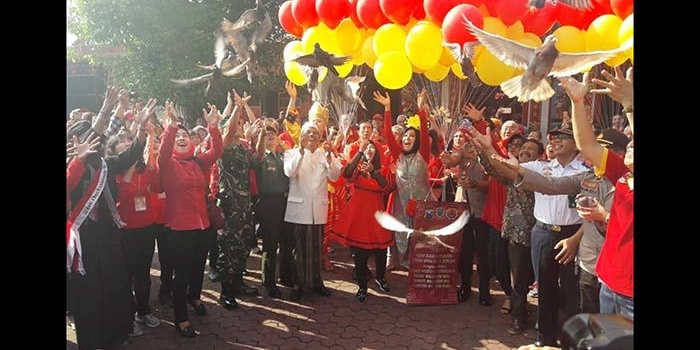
66, 65, 633, 349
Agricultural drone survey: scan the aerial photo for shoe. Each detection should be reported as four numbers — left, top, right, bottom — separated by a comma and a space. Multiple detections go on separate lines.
158, 292, 174, 307
174, 324, 197, 338
135, 313, 161, 328
374, 277, 390, 292
128, 321, 144, 337
313, 285, 332, 297
208, 269, 219, 282
267, 286, 282, 299
188, 301, 207, 316
479, 293, 493, 307
457, 285, 471, 302
278, 279, 293, 288
234, 281, 260, 296
356, 288, 368, 302
507, 319, 525, 335
289, 288, 303, 301
500, 297, 512, 314
218, 294, 238, 309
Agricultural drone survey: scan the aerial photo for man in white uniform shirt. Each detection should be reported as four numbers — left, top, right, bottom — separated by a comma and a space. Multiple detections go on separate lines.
519, 124, 588, 347
283, 121, 342, 301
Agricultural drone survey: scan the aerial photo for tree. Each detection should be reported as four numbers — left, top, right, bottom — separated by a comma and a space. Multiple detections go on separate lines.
67, 0, 292, 124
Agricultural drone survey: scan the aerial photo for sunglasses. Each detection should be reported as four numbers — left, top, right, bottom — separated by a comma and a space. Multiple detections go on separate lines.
548, 134, 574, 141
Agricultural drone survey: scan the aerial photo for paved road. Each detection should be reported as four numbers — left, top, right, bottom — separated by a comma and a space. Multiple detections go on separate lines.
67, 244, 539, 350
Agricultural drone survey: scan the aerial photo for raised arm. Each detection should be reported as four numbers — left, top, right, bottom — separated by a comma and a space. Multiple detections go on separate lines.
92, 86, 120, 136
284, 81, 299, 123
416, 91, 431, 162
374, 91, 401, 158
196, 104, 224, 168
158, 101, 180, 174
558, 73, 604, 167
591, 66, 633, 135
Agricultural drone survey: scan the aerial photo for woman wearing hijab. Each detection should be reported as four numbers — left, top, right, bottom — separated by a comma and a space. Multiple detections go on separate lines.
157, 101, 223, 338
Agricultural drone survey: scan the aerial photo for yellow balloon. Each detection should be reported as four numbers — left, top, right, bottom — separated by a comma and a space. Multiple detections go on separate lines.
475, 49, 516, 86
618, 14, 633, 62
439, 46, 456, 66
412, 63, 428, 74
374, 51, 413, 90
336, 61, 353, 78
506, 21, 525, 40
424, 64, 450, 82
335, 19, 362, 55
283, 40, 305, 61
302, 26, 331, 53
350, 47, 365, 66
284, 61, 309, 86
586, 15, 624, 66
402, 18, 419, 34
450, 62, 466, 79
519, 32, 543, 47
362, 33, 378, 68
483, 17, 508, 37
552, 26, 586, 53
373, 24, 406, 57
405, 21, 443, 70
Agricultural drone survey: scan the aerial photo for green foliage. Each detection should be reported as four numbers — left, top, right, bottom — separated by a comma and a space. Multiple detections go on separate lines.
67, 0, 293, 120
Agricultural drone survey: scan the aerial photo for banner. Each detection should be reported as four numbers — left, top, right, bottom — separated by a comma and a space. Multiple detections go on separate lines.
406, 201, 468, 306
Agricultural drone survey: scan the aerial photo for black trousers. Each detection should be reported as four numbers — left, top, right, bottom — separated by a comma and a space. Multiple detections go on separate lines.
120, 225, 157, 316
278, 221, 295, 285
207, 225, 219, 270
531, 224, 581, 345
154, 224, 173, 295
579, 268, 601, 314
508, 240, 533, 322
165, 227, 210, 323
458, 217, 490, 293
350, 246, 387, 289
258, 193, 288, 288
487, 226, 513, 296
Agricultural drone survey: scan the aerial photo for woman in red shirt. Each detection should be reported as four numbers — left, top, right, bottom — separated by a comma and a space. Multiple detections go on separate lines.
158, 102, 223, 338
331, 139, 395, 301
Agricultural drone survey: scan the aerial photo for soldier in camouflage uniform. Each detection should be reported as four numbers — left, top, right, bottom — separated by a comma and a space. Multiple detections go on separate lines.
215, 92, 260, 309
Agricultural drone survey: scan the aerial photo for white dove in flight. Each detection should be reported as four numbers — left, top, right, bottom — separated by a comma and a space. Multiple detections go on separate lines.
463, 17, 632, 102
374, 210, 470, 250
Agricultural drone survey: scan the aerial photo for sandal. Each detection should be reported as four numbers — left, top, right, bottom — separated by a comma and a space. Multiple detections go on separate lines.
500, 297, 512, 314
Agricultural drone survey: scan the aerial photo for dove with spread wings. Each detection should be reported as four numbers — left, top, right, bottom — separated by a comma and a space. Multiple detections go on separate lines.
294, 43, 351, 76
444, 42, 482, 88
374, 210, 470, 251
170, 32, 249, 97
463, 17, 632, 103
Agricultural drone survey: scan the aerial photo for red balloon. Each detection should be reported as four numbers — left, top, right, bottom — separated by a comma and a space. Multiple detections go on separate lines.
591, 0, 613, 15
424, 0, 464, 27
292, 0, 319, 29
555, 2, 597, 30
348, 0, 365, 28
279, 1, 305, 37
380, 0, 420, 25
316, 0, 350, 29
356, 0, 391, 29
520, 1, 556, 37
463, 0, 485, 7
442, 4, 483, 45
495, 0, 529, 26
412, 4, 426, 20
610, 0, 633, 18
482, 0, 498, 18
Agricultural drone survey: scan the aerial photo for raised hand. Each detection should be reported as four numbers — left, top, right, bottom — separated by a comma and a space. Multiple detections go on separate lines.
285, 80, 297, 98
164, 101, 180, 127
135, 98, 158, 127
117, 89, 130, 109
67, 132, 101, 160
489, 152, 521, 171
557, 72, 591, 104
591, 66, 633, 108
100, 86, 120, 114
417, 88, 429, 111
466, 125, 492, 150
372, 91, 391, 109
203, 103, 222, 126
462, 103, 486, 122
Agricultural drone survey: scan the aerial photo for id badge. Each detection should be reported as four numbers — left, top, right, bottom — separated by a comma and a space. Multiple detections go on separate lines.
134, 196, 147, 211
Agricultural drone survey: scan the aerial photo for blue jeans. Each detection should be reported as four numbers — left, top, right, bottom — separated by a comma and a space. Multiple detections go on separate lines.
600, 282, 634, 320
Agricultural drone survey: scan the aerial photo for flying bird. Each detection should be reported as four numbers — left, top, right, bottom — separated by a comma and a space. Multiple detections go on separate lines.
529, 0, 593, 11
218, 27, 255, 83
294, 43, 350, 76
170, 32, 246, 96
444, 42, 483, 88
463, 17, 632, 102
374, 210, 470, 250
222, 0, 267, 33
308, 68, 320, 93
248, 11, 272, 53
340, 76, 367, 110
